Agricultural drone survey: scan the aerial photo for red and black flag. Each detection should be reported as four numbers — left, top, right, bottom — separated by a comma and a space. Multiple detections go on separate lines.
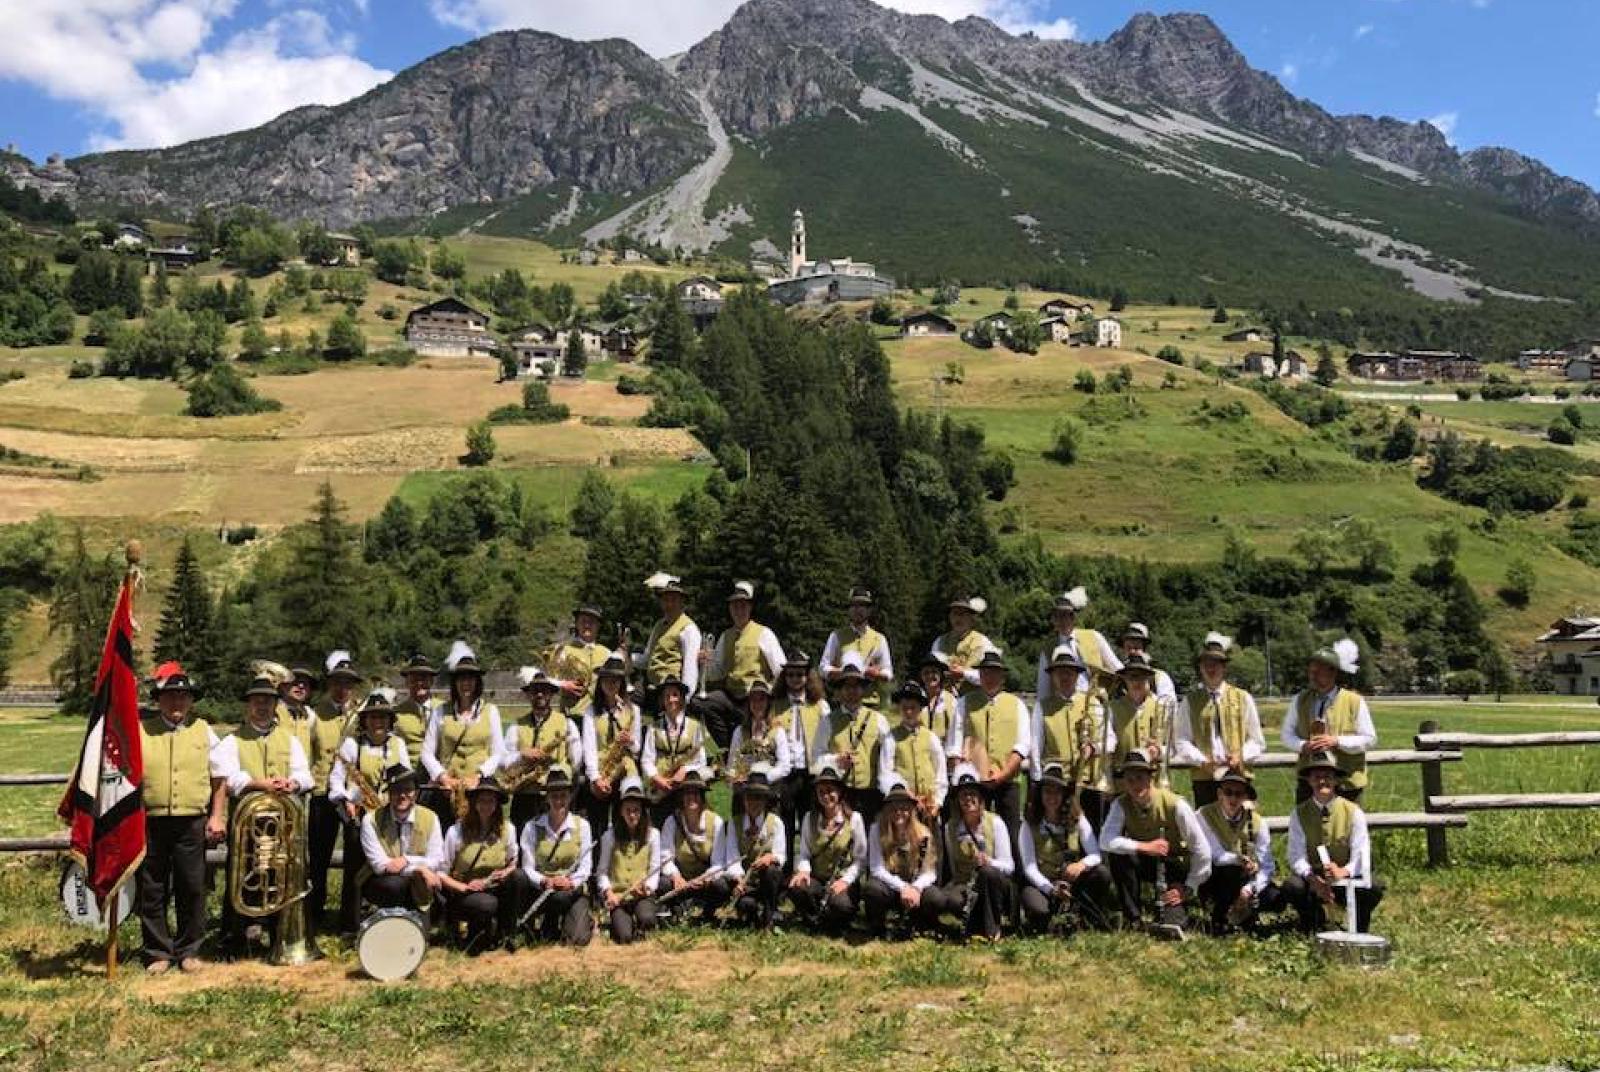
57, 573, 146, 901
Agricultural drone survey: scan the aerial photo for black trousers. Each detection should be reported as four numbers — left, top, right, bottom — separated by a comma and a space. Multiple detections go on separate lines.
419, 788, 456, 834
733, 866, 783, 927
1077, 789, 1109, 834
785, 875, 858, 931
337, 816, 364, 933
690, 690, 742, 752
607, 897, 660, 944
1294, 779, 1365, 805
510, 791, 545, 832
1191, 779, 1220, 809
306, 794, 340, 927
1109, 853, 1191, 927
446, 871, 531, 949
1197, 864, 1285, 932
362, 872, 429, 912
940, 866, 1011, 939
137, 814, 209, 964
1017, 864, 1114, 933
581, 783, 613, 840
862, 879, 960, 935
516, 886, 594, 946
980, 779, 1024, 849
1283, 874, 1385, 933
658, 876, 733, 923
846, 787, 884, 830
786, 772, 813, 836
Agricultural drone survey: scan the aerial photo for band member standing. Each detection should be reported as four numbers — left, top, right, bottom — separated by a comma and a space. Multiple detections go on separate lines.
1175, 634, 1265, 807
1195, 770, 1282, 933
695, 580, 786, 751
931, 596, 993, 696
393, 654, 437, 755
812, 655, 893, 826
328, 690, 411, 934
307, 650, 362, 931
1034, 588, 1121, 703
358, 765, 444, 915
713, 765, 786, 930
939, 764, 1014, 941
420, 643, 502, 830
727, 679, 793, 816
658, 767, 730, 922
597, 777, 661, 945
774, 651, 829, 830
550, 603, 612, 717
1283, 752, 1385, 933
635, 573, 702, 710
1119, 624, 1177, 702
1101, 751, 1211, 932
275, 664, 318, 747
947, 650, 1031, 845
864, 779, 955, 937
137, 668, 225, 973
439, 776, 527, 953
918, 653, 959, 742
881, 681, 947, 819
1017, 762, 1112, 934
641, 676, 709, 826
500, 667, 581, 830
786, 762, 867, 934
517, 765, 594, 946
581, 656, 643, 835
1030, 646, 1114, 829
820, 587, 894, 708
1109, 654, 1173, 790
1282, 639, 1375, 803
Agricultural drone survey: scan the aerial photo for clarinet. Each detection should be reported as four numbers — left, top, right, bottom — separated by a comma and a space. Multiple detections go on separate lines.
515, 827, 571, 931
890, 834, 930, 938
960, 826, 988, 931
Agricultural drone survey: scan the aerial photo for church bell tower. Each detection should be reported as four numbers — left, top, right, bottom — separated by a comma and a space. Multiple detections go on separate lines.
790, 208, 807, 278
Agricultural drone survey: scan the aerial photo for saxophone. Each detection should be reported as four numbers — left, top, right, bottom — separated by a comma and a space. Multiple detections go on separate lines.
346, 762, 385, 817
598, 715, 634, 783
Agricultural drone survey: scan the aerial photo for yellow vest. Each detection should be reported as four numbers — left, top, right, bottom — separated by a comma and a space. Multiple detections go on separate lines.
807, 814, 855, 879
609, 831, 654, 888
775, 694, 826, 769
650, 715, 704, 777
592, 703, 642, 781
1199, 802, 1258, 859
825, 707, 883, 789
1072, 628, 1110, 676
392, 698, 431, 755
647, 613, 692, 686
944, 812, 1000, 885
936, 629, 991, 697
1292, 689, 1368, 788
880, 829, 936, 883
1296, 797, 1356, 868
732, 718, 783, 777
718, 621, 770, 699
450, 824, 510, 881
233, 720, 296, 782
1111, 694, 1164, 761
352, 736, 408, 787
437, 705, 495, 779
1118, 788, 1188, 865
830, 625, 889, 706
533, 816, 587, 875
376, 805, 438, 858
1187, 683, 1248, 783
672, 812, 721, 879
1029, 817, 1083, 876
310, 697, 357, 793
516, 708, 571, 790
962, 691, 1025, 773
736, 812, 781, 863
553, 639, 609, 714
891, 724, 939, 803
140, 715, 212, 816
926, 690, 957, 742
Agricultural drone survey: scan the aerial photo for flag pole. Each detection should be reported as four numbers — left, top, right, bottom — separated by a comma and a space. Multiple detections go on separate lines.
105, 539, 143, 983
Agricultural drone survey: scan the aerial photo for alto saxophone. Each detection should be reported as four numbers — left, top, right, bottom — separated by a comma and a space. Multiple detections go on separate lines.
598, 720, 633, 783
346, 763, 386, 817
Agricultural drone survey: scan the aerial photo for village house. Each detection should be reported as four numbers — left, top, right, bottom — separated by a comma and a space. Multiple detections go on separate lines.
1567, 356, 1598, 382
676, 275, 724, 328
557, 324, 605, 356
1517, 349, 1570, 374
404, 297, 496, 358
327, 232, 362, 266
766, 209, 894, 307
1039, 315, 1074, 344
114, 222, 151, 249
511, 336, 563, 379
1350, 349, 1482, 382
1535, 616, 1600, 694
1038, 298, 1080, 319
1223, 327, 1266, 343
597, 324, 639, 359
1239, 350, 1310, 380
147, 235, 205, 271
900, 311, 957, 338
1240, 352, 1278, 378
1279, 351, 1311, 379
1095, 318, 1124, 349
964, 311, 1016, 346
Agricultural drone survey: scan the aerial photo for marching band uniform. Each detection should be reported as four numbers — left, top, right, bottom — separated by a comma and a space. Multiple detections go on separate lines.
939, 764, 1014, 940
440, 776, 526, 952
419, 646, 502, 829
1102, 752, 1211, 930
137, 670, 223, 972
820, 587, 894, 707
1107, 653, 1173, 792
864, 780, 955, 936
581, 657, 644, 835
634, 573, 702, 708
517, 765, 595, 946
657, 768, 730, 921
811, 655, 893, 826
596, 778, 661, 944
1034, 588, 1121, 703
550, 603, 612, 717
696, 580, 786, 751
393, 653, 437, 756
1030, 647, 1114, 829
1283, 752, 1385, 933
359, 765, 444, 914
1119, 624, 1177, 703
918, 654, 959, 743
1175, 634, 1264, 807
946, 650, 1031, 844
880, 681, 948, 817
727, 680, 794, 817
786, 763, 867, 932
498, 668, 582, 829
306, 651, 363, 930
1017, 762, 1111, 934
712, 767, 787, 929
328, 692, 411, 933
1195, 771, 1282, 932
774, 651, 829, 829
212, 684, 314, 799
641, 676, 709, 826
1282, 640, 1376, 804
931, 596, 993, 695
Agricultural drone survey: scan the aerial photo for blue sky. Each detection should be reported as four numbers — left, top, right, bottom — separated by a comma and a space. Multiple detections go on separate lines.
2, 0, 1596, 189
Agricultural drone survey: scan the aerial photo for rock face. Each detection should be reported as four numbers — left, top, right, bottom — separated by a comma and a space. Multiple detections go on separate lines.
11, 0, 1597, 235
66, 32, 710, 227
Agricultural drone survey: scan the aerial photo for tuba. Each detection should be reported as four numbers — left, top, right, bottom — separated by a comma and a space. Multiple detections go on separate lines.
228, 791, 320, 965
545, 634, 594, 701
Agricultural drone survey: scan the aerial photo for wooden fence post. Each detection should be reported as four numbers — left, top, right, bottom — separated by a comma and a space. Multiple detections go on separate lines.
1418, 719, 1449, 868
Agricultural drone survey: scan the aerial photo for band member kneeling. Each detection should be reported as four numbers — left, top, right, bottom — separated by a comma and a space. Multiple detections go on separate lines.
1283, 751, 1385, 933
864, 778, 956, 937
1101, 751, 1211, 933
658, 766, 729, 922
1017, 762, 1112, 934
439, 775, 528, 953
358, 765, 445, 915
597, 777, 661, 944
940, 763, 1014, 941
712, 764, 786, 929
1195, 770, 1283, 933
786, 761, 867, 933
516, 763, 594, 945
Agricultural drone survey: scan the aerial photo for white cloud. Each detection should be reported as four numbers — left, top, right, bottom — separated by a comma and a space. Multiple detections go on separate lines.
1278, 61, 1299, 84
1425, 111, 1459, 144
428, 0, 1076, 57
1354, 23, 1374, 40
0, 1, 389, 152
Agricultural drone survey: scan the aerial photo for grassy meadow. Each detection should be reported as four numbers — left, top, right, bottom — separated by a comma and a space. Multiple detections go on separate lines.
1, 699, 1598, 1070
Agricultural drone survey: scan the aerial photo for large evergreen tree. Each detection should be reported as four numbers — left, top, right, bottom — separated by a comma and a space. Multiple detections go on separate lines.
154, 536, 216, 695
47, 527, 119, 714
272, 482, 372, 666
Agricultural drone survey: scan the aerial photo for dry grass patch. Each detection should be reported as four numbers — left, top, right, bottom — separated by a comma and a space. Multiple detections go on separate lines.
294, 428, 461, 473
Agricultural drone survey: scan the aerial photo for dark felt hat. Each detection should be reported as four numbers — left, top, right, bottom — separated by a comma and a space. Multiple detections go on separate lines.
1301, 751, 1344, 778
1119, 652, 1158, 679
891, 680, 928, 706
400, 653, 436, 676
383, 764, 421, 793
244, 675, 278, 700
973, 649, 1008, 673
1037, 761, 1074, 790
469, 775, 509, 801
1118, 750, 1156, 775
154, 672, 197, 696
847, 587, 874, 606
1216, 769, 1257, 800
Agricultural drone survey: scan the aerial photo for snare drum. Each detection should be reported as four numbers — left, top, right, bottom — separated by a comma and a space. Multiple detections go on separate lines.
357, 908, 427, 981
59, 861, 134, 930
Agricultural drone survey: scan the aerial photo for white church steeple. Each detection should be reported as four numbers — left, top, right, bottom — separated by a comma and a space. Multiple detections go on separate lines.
790, 208, 807, 278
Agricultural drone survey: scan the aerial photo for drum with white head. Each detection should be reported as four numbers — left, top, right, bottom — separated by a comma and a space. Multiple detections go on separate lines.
357, 908, 427, 981
59, 862, 134, 930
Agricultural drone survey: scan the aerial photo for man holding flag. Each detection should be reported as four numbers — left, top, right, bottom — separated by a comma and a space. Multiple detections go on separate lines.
57, 543, 148, 979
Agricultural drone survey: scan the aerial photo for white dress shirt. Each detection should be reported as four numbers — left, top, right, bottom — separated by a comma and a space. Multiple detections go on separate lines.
810, 705, 894, 783
728, 720, 794, 782
596, 827, 663, 895
1279, 688, 1377, 755
1198, 807, 1274, 893
1173, 685, 1265, 774
639, 713, 708, 780
658, 811, 723, 881
581, 702, 643, 781
820, 626, 894, 682
879, 726, 948, 809
868, 829, 939, 892
1288, 801, 1372, 882
634, 619, 703, 694
944, 813, 1014, 876
946, 691, 1033, 770
519, 811, 593, 888
705, 623, 786, 689
1034, 630, 1123, 701
794, 810, 867, 884
359, 805, 445, 875
780, 694, 830, 770
1101, 795, 1214, 891
442, 819, 518, 876
498, 711, 584, 776
209, 728, 312, 797
1029, 695, 1114, 779
930, 630, 992, 687
328, 735, 411, 804
1019, 815, 1103, 894
420, 701, 504, 780
712, 810, 787, 882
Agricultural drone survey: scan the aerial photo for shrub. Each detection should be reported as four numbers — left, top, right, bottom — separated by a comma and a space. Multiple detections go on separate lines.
1045, 418, 1084, 465
371, 347, 414, 368
1548, 417, 1578, 445
616, 375, 647, 396
1073, 369, 1098, 394
463, 420, 496, 466
1555, 386, 1572, 400
1156, 344, 1184, 366
184, 364, 283, 417
67, 360, 95, 380
1455, 387, 1472, 401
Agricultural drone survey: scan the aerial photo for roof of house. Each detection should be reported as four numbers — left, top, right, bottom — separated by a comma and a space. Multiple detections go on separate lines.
405, 296, 489, 324
1223, 327, 1264, 339
1536, 617, 1600, 643
677, 275, 721, 290
901, 311, 957, 328
977, 311, 1016, 324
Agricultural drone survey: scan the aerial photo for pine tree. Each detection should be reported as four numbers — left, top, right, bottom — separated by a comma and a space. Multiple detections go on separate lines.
579, 493, 669, 636
569, 470, 616, 540
154, 536, 216, 696
563, 328, 588, 377
273, 482, 372, 666
47, 526, 119, 714
649, 299, 696, 369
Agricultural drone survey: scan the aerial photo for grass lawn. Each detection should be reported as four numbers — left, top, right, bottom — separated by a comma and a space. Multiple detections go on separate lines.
0, 700, 1597, 1070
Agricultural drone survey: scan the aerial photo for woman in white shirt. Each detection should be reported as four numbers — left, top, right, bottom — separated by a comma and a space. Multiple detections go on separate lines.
439, 775, 526, 953
864, 779, 956, 937
785, 763, 866, 934
597, 778, 662, 944
1017, 762, 1111, 934
516, 765, 594, 946
711, 764, 786, 929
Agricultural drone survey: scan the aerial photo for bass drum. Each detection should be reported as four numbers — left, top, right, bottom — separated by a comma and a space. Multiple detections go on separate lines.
59, 861, 134, 930
357, 908, 427, 981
